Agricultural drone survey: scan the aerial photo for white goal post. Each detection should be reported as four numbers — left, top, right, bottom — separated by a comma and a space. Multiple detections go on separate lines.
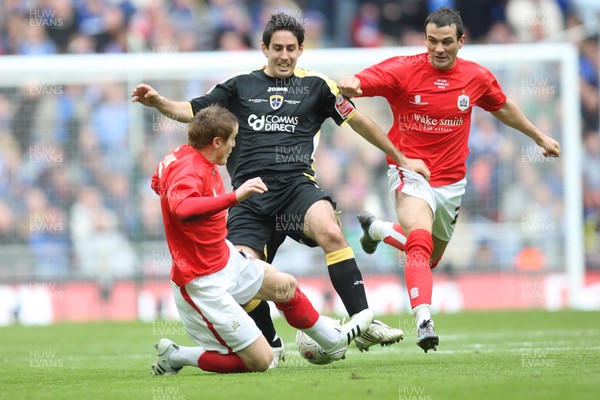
0, 43, 584, 308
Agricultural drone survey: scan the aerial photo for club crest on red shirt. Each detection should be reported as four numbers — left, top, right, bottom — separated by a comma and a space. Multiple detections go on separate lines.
457, 93, 470, 111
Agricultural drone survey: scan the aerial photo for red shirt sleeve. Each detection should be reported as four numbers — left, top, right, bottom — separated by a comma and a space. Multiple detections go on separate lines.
166, 176, 238, 221
173, 191, 238, 221
356, 56, 406, 101
476, 67, 507, 112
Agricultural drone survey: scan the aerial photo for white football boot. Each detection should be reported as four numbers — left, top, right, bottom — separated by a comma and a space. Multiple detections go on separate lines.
354, 320, 404, 352
268, 341, 286, 369
151, 338, 182, 376
323, 308, 374, 361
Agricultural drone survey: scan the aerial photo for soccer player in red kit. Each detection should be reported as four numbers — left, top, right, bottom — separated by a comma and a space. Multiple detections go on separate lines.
150, 105, 373, 374
338, 7, 561, 353
134, 12, 405, 366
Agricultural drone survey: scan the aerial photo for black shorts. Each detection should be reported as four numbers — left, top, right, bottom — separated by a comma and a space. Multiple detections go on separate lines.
227, 174, 333, 256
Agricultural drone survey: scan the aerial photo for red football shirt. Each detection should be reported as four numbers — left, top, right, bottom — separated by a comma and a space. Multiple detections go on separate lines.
356, 53, 506, 186
151, 145, 237, 286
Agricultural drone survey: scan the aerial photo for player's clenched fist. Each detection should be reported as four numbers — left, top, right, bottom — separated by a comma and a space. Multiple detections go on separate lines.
235, 177, 268, 202
402, 158, 431, 182
537, 134, 561, 158
337, 76, 363, 98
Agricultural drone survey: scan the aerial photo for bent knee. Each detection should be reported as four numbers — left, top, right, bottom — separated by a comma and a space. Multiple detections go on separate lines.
246, 349, 273, 372
315, 226, 348, 250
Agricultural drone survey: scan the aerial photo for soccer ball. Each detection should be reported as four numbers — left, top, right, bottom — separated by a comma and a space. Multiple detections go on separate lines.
296, 330, 333, 365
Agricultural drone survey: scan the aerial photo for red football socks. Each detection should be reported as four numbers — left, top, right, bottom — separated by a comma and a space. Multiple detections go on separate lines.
404, 229, 434, 309
198, 351, 249, 373
275, 288, 319, 329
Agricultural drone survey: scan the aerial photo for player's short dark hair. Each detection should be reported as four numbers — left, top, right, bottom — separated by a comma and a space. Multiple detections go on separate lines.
262, 12, 305, 48
424, 7, 464, 40
188, 104, 238, 149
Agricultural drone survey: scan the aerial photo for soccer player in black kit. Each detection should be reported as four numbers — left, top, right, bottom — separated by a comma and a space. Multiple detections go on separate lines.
132, 13, 410, 367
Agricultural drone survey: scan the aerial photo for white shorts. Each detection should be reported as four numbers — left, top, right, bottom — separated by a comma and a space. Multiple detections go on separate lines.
387, 166, 466, 242
171, 240, 265, 354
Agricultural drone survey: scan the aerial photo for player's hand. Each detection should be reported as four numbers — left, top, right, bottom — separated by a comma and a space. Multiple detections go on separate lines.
235, 177, 268, 202
338, 76, 363, 98
131, 83, 161, 107
402, 158, 431, 181
536, 134, 561, 157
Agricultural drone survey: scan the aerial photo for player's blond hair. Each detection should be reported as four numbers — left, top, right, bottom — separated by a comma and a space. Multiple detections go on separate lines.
188, 105, 238, 149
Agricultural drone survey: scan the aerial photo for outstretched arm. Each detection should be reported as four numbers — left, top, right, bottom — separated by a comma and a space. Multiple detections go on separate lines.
491, 99, 561, 157
347, 111, 431, 180
131, 83, 194, 123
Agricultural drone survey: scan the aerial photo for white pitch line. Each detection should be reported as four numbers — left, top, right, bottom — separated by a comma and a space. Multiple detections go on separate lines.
440, 329, 600, 341
329, 345, 600, 355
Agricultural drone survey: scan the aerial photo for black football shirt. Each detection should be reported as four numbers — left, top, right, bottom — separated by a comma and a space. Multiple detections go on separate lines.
189, 67, 356, 187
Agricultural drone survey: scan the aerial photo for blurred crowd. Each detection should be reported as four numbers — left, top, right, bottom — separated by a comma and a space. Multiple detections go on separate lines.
0, 0, 599, 282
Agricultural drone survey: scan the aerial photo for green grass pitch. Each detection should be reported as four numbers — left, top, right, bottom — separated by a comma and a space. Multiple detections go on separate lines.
2, 310, 599, 400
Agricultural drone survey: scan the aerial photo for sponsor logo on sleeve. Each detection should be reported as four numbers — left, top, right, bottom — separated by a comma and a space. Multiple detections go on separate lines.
335, 94, 355, 119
